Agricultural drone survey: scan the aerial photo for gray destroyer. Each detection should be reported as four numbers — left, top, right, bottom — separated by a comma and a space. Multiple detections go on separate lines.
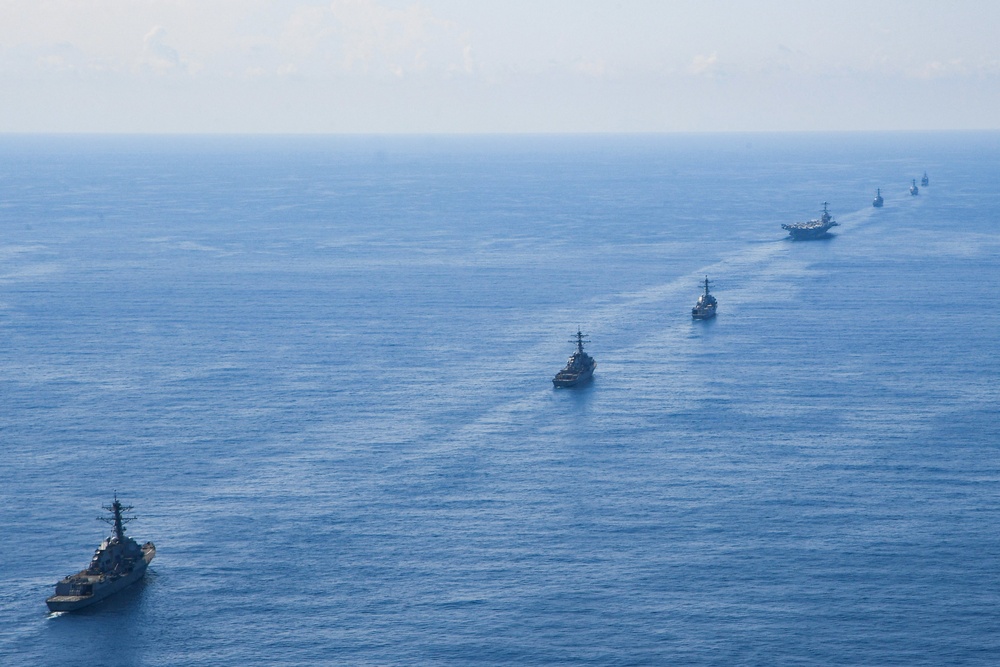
553, 329, 596, 387
46, 496, 155, 612
782, 202, 839, 240
692, 276, 717, 320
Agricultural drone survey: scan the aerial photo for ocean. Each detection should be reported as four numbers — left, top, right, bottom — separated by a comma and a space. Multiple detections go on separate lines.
1, 132, 998, 665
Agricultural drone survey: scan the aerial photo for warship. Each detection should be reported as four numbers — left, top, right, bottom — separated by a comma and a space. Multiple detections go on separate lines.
921, 172, 929, 187
910, 179, 919, 196
872, 188, 883, 208
781, 202, 839, 240
553, 329, 596, 388
692, 276, 717, 320
46, 495, 155, 612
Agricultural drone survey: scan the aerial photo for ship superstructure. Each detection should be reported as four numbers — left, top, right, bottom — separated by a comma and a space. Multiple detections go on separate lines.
553, 329, 596, 388
873, 189, 883, 208
46, 495, 156, 612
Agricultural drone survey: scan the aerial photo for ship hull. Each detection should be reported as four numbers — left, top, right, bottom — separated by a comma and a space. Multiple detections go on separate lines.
553, 366, 595, 388
46, 544, 155, 612
692, 306, 716, 320
785, 228, 835, 240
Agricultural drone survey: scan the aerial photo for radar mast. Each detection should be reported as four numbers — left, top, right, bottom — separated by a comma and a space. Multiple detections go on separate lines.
99, 493, 137, 542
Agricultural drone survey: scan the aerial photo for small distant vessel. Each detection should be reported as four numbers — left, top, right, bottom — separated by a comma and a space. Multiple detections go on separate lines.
921, 172, 929, 187
46, 495, 156, 612
872, 189, 883, 208
910, 179, 919, 196
781, 202, 839, 240
692, 276, 717, 320
553, 329, 596, 388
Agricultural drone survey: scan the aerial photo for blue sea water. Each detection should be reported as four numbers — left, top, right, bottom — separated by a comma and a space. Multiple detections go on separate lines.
1, 132, 999, 666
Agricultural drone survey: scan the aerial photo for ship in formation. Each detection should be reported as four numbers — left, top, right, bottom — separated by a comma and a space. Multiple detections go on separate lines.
553, 173, 938, 380
692, 276, 717, 320
46, 495, 156, 612
781, 202, 839, 240
553, 329, 596, 388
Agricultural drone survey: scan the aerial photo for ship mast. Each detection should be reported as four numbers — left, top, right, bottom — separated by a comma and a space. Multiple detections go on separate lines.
703, 276, 712, 296
100, 493, 136, 542
570, 329, 589, 355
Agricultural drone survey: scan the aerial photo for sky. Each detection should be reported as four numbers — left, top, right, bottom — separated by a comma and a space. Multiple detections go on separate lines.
1, 0, 998, 133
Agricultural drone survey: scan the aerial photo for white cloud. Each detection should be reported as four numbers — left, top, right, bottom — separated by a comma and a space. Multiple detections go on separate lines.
324, 0, 472, 77
0, 1, 998, 132
141, 26, 182, 72
260, 1, 475, 79
460, 43, 474, 74
35, 43, 88, 72
689, 52, 718, 76
576, 58, 608, 78
911, 59, 966, 79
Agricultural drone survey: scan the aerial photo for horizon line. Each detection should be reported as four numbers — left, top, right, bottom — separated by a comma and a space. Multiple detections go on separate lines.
1, 128, 999, 138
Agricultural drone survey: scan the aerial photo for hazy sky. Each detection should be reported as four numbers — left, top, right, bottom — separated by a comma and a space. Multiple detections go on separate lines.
1, 0, 998, 133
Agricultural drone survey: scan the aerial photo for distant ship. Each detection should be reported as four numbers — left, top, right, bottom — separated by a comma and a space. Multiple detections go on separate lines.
692, 276, 717, 320
781, 202, 839, 240
46, 496, 156, 612
872, 189, 883, 208
921, 172, 929, 187
553, 329, 596, 388
910, 179, 919, 196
